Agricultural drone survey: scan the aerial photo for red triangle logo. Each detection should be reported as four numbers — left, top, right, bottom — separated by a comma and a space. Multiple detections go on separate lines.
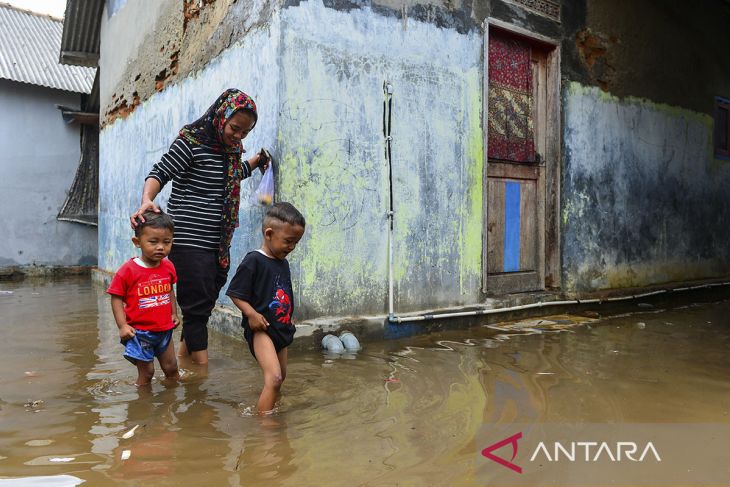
481, 432, 523, 474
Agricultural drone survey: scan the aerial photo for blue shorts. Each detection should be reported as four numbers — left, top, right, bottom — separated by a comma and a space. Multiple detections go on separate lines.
122, 329, 173, 364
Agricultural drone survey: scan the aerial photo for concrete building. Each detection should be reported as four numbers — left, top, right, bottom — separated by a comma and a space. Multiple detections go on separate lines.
0, 3, 97, 273
63, 0, 730, 324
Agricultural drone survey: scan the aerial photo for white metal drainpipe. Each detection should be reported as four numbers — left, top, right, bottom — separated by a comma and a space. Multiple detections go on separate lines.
383, 80, 395, 321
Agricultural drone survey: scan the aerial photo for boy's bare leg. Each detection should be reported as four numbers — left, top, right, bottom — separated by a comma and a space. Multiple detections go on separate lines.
253, 332, 284, 413
158, 340, 180, 381
136, 361, 155, 386
277, 347, 288, 383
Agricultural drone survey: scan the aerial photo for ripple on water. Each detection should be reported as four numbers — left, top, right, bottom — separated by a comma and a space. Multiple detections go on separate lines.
178, 368, 194, 379
238, 404, 281, 417
87, 377, 133, 399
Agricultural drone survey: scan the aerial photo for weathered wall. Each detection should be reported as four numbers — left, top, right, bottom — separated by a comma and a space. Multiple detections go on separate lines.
99, 0, 276, 125
562, 0, 730, 114
99, 0, 567, 126
0, 80, 97, 267
560, 0, 730, 291
98, 0, 483, 318
99, 0, 171, 117
99, 22, 281, 274
562, 83, 730, 291
278, 0, 483, 315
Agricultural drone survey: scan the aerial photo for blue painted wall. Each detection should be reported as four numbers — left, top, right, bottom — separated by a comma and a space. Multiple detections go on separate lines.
0, 80, 97, 267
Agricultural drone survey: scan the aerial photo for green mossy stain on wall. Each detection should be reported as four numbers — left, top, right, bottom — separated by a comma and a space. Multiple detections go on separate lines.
567, 81, 713, 127
458, 70, 484, 294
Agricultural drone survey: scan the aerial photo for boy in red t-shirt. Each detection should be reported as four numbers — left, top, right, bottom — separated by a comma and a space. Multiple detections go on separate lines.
108, 211, 180, 386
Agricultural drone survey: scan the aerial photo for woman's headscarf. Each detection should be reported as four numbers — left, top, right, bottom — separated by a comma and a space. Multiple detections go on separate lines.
179, 89, 258, 268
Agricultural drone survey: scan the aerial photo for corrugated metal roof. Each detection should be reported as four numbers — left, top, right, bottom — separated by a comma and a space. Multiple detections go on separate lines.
0, 3, 95, 93
59, 0, 103, 67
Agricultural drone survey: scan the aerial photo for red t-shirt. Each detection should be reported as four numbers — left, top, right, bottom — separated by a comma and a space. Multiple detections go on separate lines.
107, 258, 178, 332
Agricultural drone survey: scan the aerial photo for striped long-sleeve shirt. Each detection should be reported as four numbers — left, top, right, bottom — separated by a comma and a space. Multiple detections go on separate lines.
146, 137, 252, 250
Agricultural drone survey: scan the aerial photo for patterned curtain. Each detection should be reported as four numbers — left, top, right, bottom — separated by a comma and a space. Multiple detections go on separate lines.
488, 33, 536, 163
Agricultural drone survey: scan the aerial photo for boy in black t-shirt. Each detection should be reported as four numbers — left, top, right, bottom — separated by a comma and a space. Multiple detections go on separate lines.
226, 202, 306, 413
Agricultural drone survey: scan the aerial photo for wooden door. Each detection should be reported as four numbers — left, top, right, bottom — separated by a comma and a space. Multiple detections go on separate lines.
484, 30, 549, 294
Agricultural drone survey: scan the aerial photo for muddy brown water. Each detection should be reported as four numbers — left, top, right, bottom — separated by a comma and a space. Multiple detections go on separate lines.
1, 277, 729, 485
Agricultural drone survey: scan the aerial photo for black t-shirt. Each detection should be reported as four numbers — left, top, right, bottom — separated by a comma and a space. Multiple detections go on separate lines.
226, 250, 295, 353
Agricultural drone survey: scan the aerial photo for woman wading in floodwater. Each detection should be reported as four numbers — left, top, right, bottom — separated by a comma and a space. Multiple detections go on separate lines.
131, 89, 269, 365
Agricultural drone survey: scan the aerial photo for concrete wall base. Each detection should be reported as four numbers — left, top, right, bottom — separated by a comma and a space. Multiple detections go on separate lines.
1, 265, 92, 280
92, 268, 730, 352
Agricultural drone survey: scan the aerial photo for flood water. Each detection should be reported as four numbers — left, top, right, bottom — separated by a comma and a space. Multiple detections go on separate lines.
1, 276, 729, 486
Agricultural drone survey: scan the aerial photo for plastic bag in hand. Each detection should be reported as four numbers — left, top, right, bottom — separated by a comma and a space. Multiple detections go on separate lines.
250, 165, 274, 206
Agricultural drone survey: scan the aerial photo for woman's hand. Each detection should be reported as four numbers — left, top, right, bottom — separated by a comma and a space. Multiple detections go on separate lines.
131, 179, 163, 228
249, 148, 272, 174
130, 199, 160, 228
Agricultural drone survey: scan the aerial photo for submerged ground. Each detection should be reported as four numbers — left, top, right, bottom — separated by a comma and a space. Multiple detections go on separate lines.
1, 276, 729, 485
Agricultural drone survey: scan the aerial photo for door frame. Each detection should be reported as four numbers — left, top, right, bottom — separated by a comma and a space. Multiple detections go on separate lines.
482, 18, 562, 294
